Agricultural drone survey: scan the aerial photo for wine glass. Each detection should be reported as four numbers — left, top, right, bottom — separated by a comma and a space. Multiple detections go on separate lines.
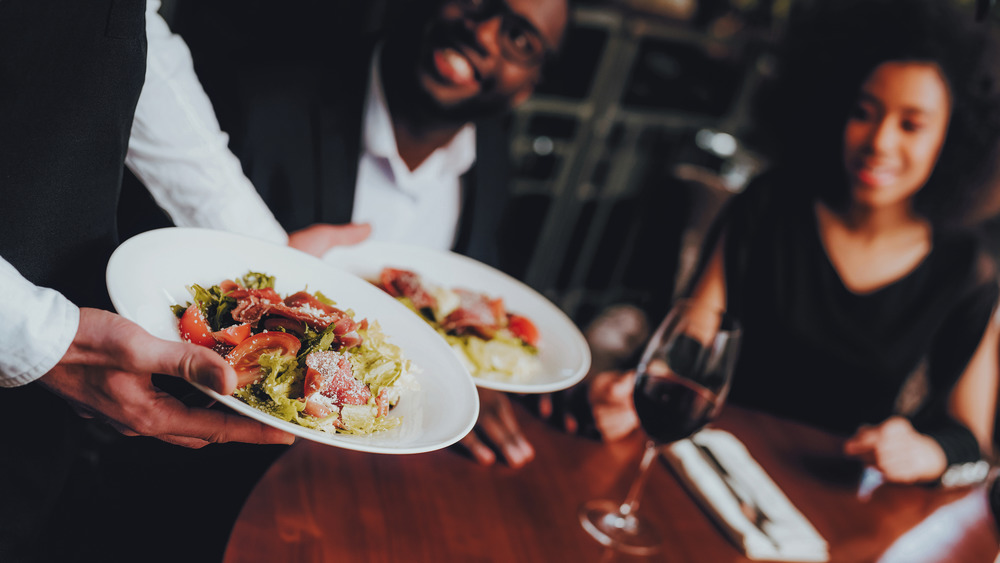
578, 299, 741, 555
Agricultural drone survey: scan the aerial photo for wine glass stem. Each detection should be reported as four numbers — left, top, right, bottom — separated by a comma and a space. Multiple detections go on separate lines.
619, 440, 659, 517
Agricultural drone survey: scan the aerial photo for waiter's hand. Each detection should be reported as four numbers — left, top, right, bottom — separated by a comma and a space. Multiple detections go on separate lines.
38, 308, 295, 448
460, 388, 535, 468
287, 222, 371, 257
844, 416, 948, 484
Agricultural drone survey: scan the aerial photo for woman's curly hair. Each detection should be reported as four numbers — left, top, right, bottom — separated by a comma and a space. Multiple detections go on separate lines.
753, 0, 1000, 230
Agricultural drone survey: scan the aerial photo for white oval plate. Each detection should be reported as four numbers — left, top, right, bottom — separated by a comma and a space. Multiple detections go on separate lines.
105, 228, 479, 454
322, 241, 591, 394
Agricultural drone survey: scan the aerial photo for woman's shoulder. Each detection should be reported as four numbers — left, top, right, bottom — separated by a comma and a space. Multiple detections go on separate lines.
966, 239, 999, 299
725, 168, 812, 225
933, 230, 1000, 302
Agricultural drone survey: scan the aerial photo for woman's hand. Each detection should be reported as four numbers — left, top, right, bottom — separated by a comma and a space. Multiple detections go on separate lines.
532, 370, 640, 442
843, 416, 948, 484
587, 370, 640, 441
38, 308, 295, 448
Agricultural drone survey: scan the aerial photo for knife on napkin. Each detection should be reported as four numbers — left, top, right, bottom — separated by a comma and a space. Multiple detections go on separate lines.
694, 441, 781, 549
663, 429, 830, 562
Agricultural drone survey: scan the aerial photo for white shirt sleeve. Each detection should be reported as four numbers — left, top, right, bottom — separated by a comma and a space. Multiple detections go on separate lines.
0, 258, 80, 387
125, 0, 289, 245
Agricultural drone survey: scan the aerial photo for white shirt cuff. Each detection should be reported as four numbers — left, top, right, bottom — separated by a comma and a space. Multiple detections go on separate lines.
0, 264, 80, 387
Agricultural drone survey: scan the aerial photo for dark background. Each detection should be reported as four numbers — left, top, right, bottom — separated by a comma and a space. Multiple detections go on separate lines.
123, 0, 1000, 330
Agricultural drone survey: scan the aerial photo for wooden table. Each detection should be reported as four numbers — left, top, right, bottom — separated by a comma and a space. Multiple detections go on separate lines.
224, 405, 1000, 562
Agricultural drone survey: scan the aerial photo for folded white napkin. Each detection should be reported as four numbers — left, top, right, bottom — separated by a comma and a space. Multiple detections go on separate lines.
662, 429, 829, 562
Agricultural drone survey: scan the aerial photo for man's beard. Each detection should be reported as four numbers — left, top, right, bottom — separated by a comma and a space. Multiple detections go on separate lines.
382, 20, 513, 127
411, 78, 510, 125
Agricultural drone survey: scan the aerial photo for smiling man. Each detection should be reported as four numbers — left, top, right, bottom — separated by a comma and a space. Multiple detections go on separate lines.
381, 0, 568, 170
215, 0, 569, 267
283, 0, 569, 466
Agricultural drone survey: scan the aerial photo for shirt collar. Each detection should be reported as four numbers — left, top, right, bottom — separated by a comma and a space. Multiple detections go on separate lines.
362, 45, 477, 188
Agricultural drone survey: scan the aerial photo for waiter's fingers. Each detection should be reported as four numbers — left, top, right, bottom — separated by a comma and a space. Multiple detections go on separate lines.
479, 415, 535, 468
459, 431, 497, 466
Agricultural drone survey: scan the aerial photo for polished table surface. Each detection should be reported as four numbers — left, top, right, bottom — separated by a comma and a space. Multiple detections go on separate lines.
224, 404, 1000, 562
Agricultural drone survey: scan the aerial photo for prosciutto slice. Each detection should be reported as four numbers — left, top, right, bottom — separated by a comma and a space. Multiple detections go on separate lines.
380, 268, 437, 310
439, 289, 504, 339
302, 351, 371, 418
228, 286, 362, 348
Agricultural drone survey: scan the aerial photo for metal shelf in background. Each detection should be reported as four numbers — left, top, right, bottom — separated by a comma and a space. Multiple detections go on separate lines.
508, 3, 775, 323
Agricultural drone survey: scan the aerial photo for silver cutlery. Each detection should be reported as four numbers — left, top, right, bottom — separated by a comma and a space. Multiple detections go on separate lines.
693, 440, 780, 549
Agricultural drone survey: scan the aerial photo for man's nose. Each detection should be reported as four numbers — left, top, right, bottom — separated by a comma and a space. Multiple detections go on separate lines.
467, 15, 503, 64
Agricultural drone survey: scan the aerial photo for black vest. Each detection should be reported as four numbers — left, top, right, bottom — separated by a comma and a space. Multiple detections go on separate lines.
0, 3, 147, 560
0, 0, 147, 308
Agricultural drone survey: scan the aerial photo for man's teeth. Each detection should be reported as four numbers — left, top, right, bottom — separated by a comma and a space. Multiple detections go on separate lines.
444, 48, 473, 82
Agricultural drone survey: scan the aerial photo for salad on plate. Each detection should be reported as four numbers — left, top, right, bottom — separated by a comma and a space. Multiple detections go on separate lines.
171, 271, 417, 435
375, 267, 542, 384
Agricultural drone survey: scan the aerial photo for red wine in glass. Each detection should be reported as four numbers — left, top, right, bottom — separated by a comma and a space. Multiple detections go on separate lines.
578, 300, 740, 555
634, 372, 720, 444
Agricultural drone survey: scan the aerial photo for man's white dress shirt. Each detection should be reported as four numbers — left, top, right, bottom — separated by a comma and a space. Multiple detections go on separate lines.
351, 47, 477, 251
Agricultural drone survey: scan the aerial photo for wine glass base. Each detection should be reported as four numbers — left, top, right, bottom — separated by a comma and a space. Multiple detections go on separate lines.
578, 499, 661, 555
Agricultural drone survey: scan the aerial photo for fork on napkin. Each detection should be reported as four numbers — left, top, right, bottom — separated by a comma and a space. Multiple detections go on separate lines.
662, 429, 830, 562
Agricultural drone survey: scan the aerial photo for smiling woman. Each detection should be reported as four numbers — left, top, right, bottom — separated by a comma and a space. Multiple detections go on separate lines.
591, 0, 1000, 487
841, 62, 952, 214
696, 0, 1000, 485
816, 61, 953, 295
755, 0, 1000, 230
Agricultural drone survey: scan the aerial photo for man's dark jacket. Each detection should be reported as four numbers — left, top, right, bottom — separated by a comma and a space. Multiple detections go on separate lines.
218, 35, 512, 267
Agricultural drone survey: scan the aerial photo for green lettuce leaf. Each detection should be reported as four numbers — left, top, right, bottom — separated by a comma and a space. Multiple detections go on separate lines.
241, 271, 275, 290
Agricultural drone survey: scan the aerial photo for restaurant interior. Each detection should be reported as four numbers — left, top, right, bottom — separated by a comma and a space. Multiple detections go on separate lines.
45, 0, 1000, 561
125, 0, 781, 328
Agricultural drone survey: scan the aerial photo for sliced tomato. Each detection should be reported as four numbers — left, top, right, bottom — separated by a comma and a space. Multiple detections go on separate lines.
226, 332, 301, 388
179, 305, 216, 348
211, 323, 252, 346
507, 314, 539, 346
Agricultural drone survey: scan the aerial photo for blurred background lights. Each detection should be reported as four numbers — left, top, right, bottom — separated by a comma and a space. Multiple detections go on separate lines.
695, 128, 737, 157
533, 135, 555, 156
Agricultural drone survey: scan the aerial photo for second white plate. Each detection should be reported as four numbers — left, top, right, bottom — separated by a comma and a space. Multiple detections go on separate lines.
323, 241, 591, 394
